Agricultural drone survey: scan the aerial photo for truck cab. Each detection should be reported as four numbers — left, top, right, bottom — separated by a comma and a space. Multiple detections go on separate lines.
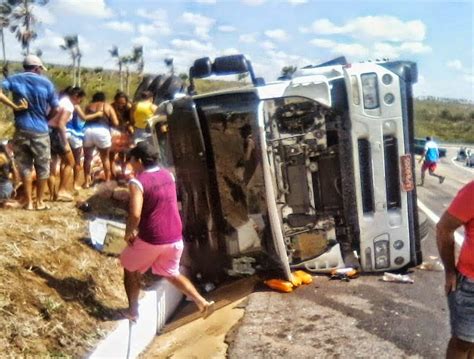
144, 54, 422, 281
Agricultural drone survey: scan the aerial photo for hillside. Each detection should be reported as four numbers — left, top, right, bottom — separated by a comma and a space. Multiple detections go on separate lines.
414, 98, 474, 144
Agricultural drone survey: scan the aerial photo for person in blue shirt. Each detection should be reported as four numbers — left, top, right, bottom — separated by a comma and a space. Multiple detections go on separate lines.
418, 136, 445, 186
1, 55, 59, 210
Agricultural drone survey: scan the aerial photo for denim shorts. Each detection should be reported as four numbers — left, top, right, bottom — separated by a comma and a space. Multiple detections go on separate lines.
0, 180, 13, 199
448, 274, 474, 343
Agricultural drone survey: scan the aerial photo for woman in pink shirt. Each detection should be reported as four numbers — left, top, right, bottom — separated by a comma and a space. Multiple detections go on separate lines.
120, 141, 214, 322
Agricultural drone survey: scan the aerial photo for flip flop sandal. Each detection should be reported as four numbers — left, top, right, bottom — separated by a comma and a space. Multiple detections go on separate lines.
35, 204, 51, 211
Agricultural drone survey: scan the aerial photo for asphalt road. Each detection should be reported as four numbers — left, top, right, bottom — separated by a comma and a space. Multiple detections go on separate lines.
228, 147, 473, 359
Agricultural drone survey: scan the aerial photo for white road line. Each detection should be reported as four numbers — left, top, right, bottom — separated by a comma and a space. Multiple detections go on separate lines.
417, 199, 464, 247
450, 156, 474, 173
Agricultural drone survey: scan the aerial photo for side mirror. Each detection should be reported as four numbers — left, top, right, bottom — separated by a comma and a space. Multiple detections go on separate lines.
191, 57, 212, 79
213, 55, 249, 75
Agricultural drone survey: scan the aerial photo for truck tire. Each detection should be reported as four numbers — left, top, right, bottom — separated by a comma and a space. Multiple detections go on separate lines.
133, 75, 154, 102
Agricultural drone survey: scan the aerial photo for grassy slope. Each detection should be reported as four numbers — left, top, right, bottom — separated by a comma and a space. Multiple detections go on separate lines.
414, 99, 474, 144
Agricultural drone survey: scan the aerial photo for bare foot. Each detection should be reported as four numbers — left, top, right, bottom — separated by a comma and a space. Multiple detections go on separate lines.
22, 202, 34, 210
119, 308, 138, 323
56, 191, 74, 202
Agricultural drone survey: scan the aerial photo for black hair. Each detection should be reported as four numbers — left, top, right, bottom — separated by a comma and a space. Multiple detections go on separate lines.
129, 141, 159, 168
139, 91, 153, 100
426, 136, 432, 141
62, 86, 85, 98
114, 91, 129, 102
92, 92, 106, 102
23, 64, 37, 71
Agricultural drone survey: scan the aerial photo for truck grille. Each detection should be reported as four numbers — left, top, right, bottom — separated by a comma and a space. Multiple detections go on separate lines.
358, 139, 374, 213
383, 135, 401, 209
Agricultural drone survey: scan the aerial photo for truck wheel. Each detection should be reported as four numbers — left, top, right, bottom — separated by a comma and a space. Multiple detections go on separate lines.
133, 75, 154, 102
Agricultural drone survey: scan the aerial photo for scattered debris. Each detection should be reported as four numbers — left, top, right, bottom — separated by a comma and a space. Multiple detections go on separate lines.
227, 257, 256, 276
264, 270, 313, 292
330, 267, 359, 281
418, 256, 444, 271
264, 279, 294, 293
382, 272, 414, 284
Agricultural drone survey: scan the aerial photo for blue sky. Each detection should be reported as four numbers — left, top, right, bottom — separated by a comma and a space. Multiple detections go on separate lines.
4, 0, 473, 100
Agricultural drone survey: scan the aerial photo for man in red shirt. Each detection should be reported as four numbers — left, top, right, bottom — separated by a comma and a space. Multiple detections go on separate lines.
437, 180, 474, 358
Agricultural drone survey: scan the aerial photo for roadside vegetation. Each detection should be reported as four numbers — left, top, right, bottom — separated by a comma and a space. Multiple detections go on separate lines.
415, 98, 474, 144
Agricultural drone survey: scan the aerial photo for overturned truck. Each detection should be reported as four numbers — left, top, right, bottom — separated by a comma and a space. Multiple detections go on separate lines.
138, 55, 423, 281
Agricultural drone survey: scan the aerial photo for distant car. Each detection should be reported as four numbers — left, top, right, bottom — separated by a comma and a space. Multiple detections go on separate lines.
414, 137, 447, 158
456, 147, 468, 161
466, 149, 474, 167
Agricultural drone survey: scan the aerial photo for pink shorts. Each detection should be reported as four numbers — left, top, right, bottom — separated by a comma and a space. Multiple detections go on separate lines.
120, 238, 183, 277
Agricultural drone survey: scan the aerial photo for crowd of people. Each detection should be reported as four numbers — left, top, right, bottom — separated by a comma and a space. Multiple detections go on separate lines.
0, 55, 159, 208
0, 54, 215, 323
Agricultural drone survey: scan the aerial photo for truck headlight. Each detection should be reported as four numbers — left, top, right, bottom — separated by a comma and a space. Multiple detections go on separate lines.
361, 73, 379, 110
374, 239, 390, 269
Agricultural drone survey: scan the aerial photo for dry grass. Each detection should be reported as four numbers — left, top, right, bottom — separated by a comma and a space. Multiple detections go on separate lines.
0, 191, 128, 357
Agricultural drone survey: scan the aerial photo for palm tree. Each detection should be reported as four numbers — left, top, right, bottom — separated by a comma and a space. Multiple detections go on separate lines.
132, 45, 144, 79
0, 1, 13, 66
60, 35, 79, 85
9, 0, 49, 55
164, 58, 174, 74
279, 65, 297, 80
109, 45, 123, 91
121, 54, 134, 95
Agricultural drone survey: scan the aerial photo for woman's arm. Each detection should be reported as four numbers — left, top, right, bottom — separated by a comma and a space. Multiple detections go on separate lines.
0, 90, 28, 111
125, 182, 144, 245
106, 103, 119, 127
75, 104, 103, 121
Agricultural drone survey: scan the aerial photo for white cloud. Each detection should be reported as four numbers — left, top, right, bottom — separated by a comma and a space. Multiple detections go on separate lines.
288, 0, 308, 4
309, 38, 334, 48
136, 8, 167, 21
399, 42, 431, 54
265, 29, 289, 42
221, 48, 240, 55
50, 0, 113, 18
253, 49, 315, 81
104, 21, 134, 33
181, 12, 216, 40
36, 29, 64, 52
373, 42, 431, 59
136, 8, 172, 36
33, 5, 56, 25
132, 36, 158, 48
218, 25, 237, 32
306, 16, 426, 42
261, 41, 276, 50
239, 33, 257, 43
446, 60, 473, 84
138, 22, 171, 37
447, 59, 463, 71
241, 0, 266, 5
311, 38, 369, 58
170, 39, 214, 53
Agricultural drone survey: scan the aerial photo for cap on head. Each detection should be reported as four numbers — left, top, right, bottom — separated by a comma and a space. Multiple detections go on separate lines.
23, 54, 47, 71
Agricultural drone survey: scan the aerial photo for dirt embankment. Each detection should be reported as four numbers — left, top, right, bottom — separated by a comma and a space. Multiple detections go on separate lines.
0, 189, 129, 357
